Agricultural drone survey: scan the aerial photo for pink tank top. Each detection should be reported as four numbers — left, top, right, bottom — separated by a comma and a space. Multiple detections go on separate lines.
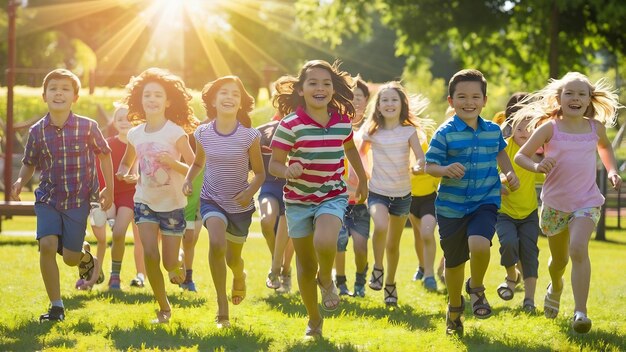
541, 119, 604, 212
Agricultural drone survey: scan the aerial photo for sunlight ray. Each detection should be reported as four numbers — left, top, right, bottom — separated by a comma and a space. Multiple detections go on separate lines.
230, 28, 289, 74
186, 8, 233, 77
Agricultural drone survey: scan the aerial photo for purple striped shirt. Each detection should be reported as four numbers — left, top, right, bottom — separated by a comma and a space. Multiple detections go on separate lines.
22, 112, 111, 210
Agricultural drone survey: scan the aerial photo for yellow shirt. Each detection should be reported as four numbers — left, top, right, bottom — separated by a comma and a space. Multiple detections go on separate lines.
410, 140, 440, 196
500, 138, 538, 219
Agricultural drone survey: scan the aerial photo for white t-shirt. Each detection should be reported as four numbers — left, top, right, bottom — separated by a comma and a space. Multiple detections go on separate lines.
363, 125, 416, 197
128, 120, 188, 211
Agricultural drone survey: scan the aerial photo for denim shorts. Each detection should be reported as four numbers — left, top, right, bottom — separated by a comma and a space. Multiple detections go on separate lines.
134, 203, 186, 236
438, 204, 498, 268
539, 204, 601, 236
35, 202, 90, 253
258, 182, 286, 216
200, 198, 255, 244
285, 196, 348, 239
367, 191, 412, 217
337, 203, 371, 252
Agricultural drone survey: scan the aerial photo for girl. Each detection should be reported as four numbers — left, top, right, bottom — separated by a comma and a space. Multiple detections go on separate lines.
514, 72, 622, 333
183, 76, 264, 329
117, 68, 196, 323
360, 82, 428, 307
269, 60, 368, 339
80, 104, 145, 291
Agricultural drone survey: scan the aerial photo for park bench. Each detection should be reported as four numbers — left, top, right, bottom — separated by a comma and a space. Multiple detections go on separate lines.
0, 200, 35, 233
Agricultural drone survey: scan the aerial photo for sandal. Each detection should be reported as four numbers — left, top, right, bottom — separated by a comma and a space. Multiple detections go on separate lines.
384, 283, 398, 307
544, 279, 563, 319
368, 266, 384, 291
266, 270, 281, 290
446, 297, 465, 336
572, 311, 592, 333
317, 277, 340, 312
232, 272, 247, 305
78, 250, 96, 281
496, 272, 521, 301
465, 278, 492, 319
304, 318, 323, 340
151, 309, 171, 324
522, 298, 536, 313
215, 314, 231, 329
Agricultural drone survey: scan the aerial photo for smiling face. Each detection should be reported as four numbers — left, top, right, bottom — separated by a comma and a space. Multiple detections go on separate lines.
113, 107, 132, 135
377, 88, 402, 124
352, 87, 367, 119
212, 81, 241, 117
141, 82, 169, 118
298, 67, 334, 111
558, 79, 591, 119
512, 117, 532, 147
42, 78, 78, 113
448, 81, 487, 122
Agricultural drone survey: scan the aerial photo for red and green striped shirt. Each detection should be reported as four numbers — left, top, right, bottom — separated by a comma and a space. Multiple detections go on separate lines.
271, 106, 353, 205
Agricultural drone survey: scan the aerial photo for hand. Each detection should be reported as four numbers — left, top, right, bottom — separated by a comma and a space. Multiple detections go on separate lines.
500, 184, 510, 196
504, 171, 520, 191
182, 180, 193, 196
156, 152, 175, 167
121, 173, 138, 184
354, 178, 368, 204
411, 163, 425, 175
99, 188, 113, 211
444, 163, 465, 179
116, 165, 130, 180
10, 181, 22, 201
233, 189, 252, 207
608, 171, 622, 190
535, 157, 556, 174
284, 163, 304, 179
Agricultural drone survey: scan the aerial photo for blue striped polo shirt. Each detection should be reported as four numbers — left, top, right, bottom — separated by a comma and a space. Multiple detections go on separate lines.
425, 115, 506, 218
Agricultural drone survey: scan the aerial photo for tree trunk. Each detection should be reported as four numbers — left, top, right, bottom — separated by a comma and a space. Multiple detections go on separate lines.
548, 1, 560, 78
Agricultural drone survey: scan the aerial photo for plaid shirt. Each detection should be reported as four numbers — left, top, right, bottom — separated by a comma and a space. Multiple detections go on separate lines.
22, 112, 111, 210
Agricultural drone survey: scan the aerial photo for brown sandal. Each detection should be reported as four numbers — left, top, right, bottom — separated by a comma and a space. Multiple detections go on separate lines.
446, 297, 465, 336
465, 278, 492, 319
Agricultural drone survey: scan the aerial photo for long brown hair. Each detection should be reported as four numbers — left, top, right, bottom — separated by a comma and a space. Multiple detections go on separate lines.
201, 75, 254, 128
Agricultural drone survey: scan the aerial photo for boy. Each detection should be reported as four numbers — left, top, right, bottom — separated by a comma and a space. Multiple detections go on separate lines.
424, 69, 519, 336
10, 69, 114, 322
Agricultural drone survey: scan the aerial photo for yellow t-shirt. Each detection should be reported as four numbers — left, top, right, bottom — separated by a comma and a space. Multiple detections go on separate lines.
500, 138, 538, 219
410, 139, 440, 196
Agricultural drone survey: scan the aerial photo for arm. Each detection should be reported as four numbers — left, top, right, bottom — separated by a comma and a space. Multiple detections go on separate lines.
10, 164, 36, 201
514, 123, 556, 174
344, 139, 368, 203
596, 122, 622, 190
183, 139, 205, 196
234, 137, 266, 207
425, 162, 465, 179
97, 152, 114, 210
408, 131, 425, 175
117, 142, 137, 180
496, 149, 519, 192
269, 148, 303, 179
158, 135, 194, 176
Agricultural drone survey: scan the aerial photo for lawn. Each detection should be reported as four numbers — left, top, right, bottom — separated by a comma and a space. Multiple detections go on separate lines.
0, 212, 625, 351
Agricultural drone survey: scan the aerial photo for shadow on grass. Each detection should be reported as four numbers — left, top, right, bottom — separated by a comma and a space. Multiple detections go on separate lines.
109, 324, 272, 351
556, 318, 626, 351
462, 329, 554, 352
262, 293, 440, 331
0, 319, 75, 351
287, 338, 362, 352
0, 239, 37, 247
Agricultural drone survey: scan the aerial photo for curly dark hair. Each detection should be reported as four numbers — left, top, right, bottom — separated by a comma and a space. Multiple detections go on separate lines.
122, 67, 198, 134
272, 59, 354, 118
201, 76, 254, 128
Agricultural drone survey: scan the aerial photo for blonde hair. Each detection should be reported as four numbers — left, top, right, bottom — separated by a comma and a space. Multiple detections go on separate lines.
512, 72, 621, 132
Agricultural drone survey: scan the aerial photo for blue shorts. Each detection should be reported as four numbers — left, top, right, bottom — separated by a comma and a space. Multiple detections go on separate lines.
258, 182, 286, 216
337, 203, 370, 252
367, 191, 412, 217
437, 204, 498, 268
285, 196, 348, 239
200, 198, 255, 244
35, 202, 90, 253
134, 203, 186, 236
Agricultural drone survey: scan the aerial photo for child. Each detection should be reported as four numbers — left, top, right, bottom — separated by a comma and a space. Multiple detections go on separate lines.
269, 60, 368, 339
361, 81, 427, 307
10, 68, 114, 322
260, 113, 295, 293
80, 104, 144, 291
494, 93, 540, 312
183, 75, 264, 329
117, 67, 196, 323
425, 69, 519, 336
513, 72, 622, 333
334, 76, 371, 297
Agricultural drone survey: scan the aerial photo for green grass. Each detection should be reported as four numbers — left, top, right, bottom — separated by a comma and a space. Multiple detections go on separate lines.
1, 212, 625, 351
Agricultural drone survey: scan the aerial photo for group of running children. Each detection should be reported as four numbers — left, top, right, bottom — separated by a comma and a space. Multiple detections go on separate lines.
10, 60, 622, 339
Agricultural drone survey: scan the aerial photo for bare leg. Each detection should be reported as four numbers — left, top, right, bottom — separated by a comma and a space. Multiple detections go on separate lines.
568, 217, 595, 314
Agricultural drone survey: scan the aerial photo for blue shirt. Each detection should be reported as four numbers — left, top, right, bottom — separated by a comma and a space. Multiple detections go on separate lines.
22, 112, 111, 210
425, 115, 506, 218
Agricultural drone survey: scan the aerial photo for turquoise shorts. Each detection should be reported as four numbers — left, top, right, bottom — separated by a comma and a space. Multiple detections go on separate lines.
285, 196, 348, 239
